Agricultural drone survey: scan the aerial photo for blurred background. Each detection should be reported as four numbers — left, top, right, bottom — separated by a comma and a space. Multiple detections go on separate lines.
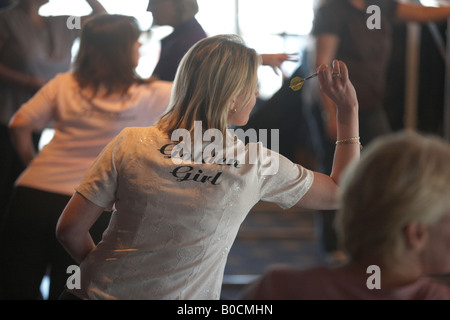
2, 0, 447, 299
38, 0, 315, 100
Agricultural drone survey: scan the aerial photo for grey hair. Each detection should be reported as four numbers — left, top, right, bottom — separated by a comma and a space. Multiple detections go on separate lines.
336, 130, 450, 262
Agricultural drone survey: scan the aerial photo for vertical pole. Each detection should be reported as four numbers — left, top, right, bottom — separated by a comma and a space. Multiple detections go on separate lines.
234, 0, 241, 36
404, 22, 421, 131
445, 17, 450, 141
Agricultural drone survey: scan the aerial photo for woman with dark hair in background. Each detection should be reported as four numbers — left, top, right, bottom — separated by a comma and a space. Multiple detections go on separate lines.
0, 14, 172, 300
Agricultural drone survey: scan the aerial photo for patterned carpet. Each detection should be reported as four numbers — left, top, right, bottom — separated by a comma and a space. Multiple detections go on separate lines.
221, 201, 327, 299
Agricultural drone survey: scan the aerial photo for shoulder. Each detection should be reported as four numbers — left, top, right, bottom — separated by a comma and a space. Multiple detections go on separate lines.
46, 72, 78, 90
116, 126, 163, 145
179, 18, 207, 37
412, 277, 450, 300
136, 80, 172, 92
117, 126, 151, 138
168, 19, 207, 48
188, 18, 207, 37
148, 80, 173, 92
132, 80, 173, 105
55, 72, 76, 82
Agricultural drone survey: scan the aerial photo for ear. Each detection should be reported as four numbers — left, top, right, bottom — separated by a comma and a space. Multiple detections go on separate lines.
229, 99, 237, 114
403, 222, 428, 252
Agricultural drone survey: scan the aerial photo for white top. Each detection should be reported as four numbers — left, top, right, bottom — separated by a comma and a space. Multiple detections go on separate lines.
70, 126, 314, 300
15, 73, 173, 196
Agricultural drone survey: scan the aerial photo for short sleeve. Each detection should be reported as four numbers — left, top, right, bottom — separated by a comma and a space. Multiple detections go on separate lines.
15, 74, 62, 129
75, 129, 127, 209
257, 145, 314, 209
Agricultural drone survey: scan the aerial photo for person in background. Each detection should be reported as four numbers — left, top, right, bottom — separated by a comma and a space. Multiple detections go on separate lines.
241, 130, 450, 300
147, 0, 206, 81
0, 0, 106, 223
55, 34, 360, 300
146, 0, 296, 82
310, 0, 450, 259
0, 14, 172, 300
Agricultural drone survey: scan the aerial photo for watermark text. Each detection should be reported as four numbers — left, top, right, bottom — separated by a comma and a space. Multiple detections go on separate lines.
66, 16, 81, 30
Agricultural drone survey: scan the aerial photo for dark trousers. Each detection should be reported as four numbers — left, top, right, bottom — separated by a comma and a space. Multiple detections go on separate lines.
0, 124, 42, 222
0, 124, 25, 222
0, 186, 111, 300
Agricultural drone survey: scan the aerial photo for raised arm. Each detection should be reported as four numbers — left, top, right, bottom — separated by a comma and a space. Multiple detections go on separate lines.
56, 192, 105, 264
296, 60, 360, 210
80, 0, 107, 25
321, 61, 360, 183
315, 34, 340, 140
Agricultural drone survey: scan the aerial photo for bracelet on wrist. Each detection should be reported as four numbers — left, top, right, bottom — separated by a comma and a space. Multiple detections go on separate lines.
336, 136, 362, 150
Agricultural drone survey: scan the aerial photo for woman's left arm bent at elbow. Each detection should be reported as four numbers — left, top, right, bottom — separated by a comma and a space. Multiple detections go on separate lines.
295, 172, 339, 211
56, 191, 105, 264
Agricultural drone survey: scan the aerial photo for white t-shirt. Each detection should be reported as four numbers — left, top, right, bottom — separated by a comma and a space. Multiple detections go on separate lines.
71, 126, 314, 300
15, 72, 172, 195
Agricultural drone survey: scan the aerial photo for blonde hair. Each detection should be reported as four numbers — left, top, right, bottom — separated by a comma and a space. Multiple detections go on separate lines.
336, 130, 450, 262
157, 34, 259, 137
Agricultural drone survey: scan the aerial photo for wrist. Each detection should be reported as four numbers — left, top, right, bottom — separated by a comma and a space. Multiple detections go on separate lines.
336, 104, 358, 121
336, 136, 363, 150
336, 100, 358, 112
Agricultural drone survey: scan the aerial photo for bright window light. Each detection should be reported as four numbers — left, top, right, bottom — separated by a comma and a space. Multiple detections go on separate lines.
36, 0, 315, 149
39, 0, 153, 29
419, 0, 445, 7
38, 0, 314, 98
